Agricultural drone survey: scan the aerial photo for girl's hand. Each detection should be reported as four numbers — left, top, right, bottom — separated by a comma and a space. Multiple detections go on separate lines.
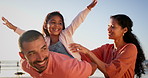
2, 17, 17, 31
69, 43, 90, 54
87, 0, 98, 10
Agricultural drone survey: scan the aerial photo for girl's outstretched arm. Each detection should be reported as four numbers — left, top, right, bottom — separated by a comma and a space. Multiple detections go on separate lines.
2, 17, 17, 31
2, 17, 25, 35
87, 0, 98, 10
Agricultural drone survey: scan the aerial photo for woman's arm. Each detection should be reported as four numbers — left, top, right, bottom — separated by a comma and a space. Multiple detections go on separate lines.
69, 43, 109, 77
69, 43, 138, 78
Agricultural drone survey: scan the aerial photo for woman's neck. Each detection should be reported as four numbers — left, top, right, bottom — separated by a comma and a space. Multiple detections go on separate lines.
113, 39, 126, 51
50, 35, 59, 45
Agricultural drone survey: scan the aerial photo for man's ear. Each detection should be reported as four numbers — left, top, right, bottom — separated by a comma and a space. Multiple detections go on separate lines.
19, 52, 26, 59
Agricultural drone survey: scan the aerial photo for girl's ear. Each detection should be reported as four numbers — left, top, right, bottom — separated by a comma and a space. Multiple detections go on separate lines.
43, 25, 47, 29
19, 52, 26, 59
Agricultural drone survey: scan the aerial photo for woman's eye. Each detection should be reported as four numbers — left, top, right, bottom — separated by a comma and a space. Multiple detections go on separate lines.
111, 25, 115, 28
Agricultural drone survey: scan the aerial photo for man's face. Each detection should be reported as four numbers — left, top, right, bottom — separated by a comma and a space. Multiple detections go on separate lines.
21, 36, 49, 73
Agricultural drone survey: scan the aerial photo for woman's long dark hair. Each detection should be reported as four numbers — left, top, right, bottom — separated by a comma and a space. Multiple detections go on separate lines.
42, 11, 65, 36
111, 14, 146, 78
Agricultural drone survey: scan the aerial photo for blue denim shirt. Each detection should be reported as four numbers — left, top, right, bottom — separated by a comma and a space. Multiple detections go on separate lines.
48, 41, 74, 58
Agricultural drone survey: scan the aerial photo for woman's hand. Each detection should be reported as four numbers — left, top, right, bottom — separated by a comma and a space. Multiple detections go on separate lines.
2, 17, 17, 31
69, 43, 90, 54
87, 0, 98, 10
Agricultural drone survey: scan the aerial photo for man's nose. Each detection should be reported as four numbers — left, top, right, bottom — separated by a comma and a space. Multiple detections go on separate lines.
36, 54, 44, 61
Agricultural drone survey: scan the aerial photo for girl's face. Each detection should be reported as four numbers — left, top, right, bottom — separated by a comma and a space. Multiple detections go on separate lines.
107, 18, 127, 41
47, 15, 63, 36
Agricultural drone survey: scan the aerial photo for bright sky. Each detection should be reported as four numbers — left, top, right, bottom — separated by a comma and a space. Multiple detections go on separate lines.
0, 0, 148, 61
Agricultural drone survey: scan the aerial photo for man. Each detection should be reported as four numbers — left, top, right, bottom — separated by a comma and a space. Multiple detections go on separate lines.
18, 30, 97, 78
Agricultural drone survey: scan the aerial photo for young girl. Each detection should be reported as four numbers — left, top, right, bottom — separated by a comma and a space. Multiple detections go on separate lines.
2, 0, 98, 61
69, 14, 146, 78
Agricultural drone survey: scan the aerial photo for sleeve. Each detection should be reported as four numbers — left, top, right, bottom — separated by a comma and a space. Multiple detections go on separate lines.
62, 8, 90, 37
20, 59, 35, 77
80, 53, 92, 63
81, 44, 106, 62
105, 44, 137, 78
20, 59, 30, 73
67, 59, 92, 78
91, 46, 105, 61
14, 27, 26, 35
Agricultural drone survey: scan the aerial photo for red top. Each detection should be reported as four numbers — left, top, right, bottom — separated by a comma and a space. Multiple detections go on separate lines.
81, 43, 137, 78
20, 52, 92, 78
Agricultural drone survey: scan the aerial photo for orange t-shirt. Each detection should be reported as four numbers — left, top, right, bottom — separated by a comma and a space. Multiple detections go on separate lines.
81, 43, 137, 78
20, 52, 92, 78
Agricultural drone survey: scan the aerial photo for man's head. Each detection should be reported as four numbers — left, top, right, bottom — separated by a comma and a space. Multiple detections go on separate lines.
18, 30, 49, 73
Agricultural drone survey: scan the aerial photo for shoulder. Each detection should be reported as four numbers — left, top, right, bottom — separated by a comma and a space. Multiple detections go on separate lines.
66, 59, 92, 78
50, 52, 92, 77
120, 43, 137, 56
20, 59, 31, 73
49, 52, 74, 65
124, 43, 137, 51
50, 52, 91, 69
126, 43, 136, 48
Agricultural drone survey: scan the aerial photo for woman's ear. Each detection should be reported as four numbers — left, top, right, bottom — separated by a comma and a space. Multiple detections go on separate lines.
124, 27, 128, 33
19, 52, 26, 59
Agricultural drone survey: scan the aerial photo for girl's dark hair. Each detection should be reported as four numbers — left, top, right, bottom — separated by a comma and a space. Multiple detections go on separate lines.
111, 14, 146, 78
42, 11, 65, 36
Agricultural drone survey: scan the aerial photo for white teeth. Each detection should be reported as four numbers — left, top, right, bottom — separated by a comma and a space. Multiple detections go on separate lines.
55, 29, 58, 31
38, 61, 45, 65
53, 29, 59, 31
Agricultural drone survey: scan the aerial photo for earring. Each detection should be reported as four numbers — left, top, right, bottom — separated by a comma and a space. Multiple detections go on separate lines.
123, 33, 124, 36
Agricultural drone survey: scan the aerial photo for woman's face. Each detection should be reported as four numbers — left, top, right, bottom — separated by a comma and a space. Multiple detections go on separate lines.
108, 18, 127, 40
46, 15, 63, 36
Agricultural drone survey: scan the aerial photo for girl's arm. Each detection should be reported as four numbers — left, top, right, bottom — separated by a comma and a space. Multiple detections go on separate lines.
2, 17, 25, 35
62, 0, 98, 36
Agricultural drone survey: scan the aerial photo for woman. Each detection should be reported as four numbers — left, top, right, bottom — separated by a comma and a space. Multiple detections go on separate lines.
69, 14, 145, 78
2, 0, 98, 61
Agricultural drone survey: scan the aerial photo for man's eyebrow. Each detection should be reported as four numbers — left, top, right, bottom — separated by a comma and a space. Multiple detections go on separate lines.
41, 44, 47, 49
27, 50, 35, 54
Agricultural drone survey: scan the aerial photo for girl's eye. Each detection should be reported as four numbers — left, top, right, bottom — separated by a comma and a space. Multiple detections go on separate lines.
59, 23, 63, 25
50, 22, 56, 25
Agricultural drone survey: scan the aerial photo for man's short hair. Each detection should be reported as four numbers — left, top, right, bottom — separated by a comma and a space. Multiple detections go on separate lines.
18, 30, 44, 51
